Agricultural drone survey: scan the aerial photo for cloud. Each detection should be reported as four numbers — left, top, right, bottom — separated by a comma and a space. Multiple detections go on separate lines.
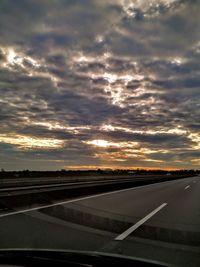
0, 0, 199, 170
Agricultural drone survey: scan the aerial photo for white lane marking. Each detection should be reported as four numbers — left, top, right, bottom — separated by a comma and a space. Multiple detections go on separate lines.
115, 203, 167, 241
185, 185, 190, 190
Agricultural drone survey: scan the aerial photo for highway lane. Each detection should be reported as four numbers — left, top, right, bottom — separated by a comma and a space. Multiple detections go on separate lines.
64, 176, 200, 232
0, 176, 199, 266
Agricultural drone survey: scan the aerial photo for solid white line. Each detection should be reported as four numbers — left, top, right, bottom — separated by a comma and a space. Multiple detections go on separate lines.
185, 185, 190, 190
115, 203, 167, 241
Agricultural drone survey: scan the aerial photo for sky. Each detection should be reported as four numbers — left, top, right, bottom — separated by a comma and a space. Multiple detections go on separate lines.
0, 0, 199, 170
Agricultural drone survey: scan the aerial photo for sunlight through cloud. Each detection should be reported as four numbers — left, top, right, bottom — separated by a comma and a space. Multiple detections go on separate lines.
0, 134, 64, 149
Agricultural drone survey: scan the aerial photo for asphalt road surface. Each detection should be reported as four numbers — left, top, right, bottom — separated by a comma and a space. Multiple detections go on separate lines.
0, 176, 199, 266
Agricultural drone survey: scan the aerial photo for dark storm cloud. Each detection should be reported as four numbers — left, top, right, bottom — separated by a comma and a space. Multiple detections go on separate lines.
112, 1, 200, 58
0, 0, 199, 170
101, 130, 192, 147
46, 92, 122, 126
154, 77, 200, 89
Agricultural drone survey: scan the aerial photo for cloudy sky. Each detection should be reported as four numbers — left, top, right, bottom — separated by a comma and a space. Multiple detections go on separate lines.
0, 0, 199, 170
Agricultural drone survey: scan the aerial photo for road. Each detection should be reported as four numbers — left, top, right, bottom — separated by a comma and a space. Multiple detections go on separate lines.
0, 176, 199, 266
0, 175, 186, 196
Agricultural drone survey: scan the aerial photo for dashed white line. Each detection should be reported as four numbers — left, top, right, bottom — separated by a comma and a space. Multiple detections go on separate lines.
115, 203, 167, 241
185, 185, 190, 190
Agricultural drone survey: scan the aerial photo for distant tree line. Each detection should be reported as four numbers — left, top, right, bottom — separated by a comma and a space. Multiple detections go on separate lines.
0, 168, 199, 179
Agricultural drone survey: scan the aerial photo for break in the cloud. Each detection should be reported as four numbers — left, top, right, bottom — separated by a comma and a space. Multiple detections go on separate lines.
0, 0, 199, 170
